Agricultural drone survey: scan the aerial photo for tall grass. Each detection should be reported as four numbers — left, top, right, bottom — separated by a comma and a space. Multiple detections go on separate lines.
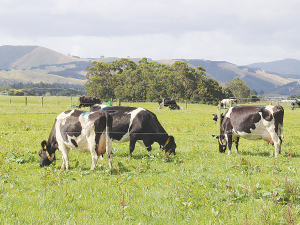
0, 99, 299, 224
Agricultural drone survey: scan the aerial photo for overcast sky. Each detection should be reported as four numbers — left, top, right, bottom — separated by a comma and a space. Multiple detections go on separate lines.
1, 0, 300, 65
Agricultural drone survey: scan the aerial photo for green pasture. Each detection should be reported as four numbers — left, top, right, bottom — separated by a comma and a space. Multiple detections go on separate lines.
0, 98, 300, 224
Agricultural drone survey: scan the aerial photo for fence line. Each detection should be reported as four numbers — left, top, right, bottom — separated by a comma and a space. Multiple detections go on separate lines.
0, 130, 299, 138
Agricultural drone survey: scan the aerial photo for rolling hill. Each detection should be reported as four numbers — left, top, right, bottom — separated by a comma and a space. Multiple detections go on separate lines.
0, 45, 300, 95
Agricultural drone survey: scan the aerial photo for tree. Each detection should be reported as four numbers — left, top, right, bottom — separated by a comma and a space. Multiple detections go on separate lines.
84, 58, 229, 103
225, 78, 250, 103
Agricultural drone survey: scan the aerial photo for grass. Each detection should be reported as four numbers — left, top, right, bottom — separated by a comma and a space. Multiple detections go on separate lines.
0, 98, 300, 224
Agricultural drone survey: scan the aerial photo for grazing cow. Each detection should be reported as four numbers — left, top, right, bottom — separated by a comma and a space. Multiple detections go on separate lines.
78, 96, 101, 108
291, 99, 300, 110
221, 99, 237, 109
213, 105, 284, 157
90, 105, 177, 157
158, 98, 183, 110
39, 110, 113, 173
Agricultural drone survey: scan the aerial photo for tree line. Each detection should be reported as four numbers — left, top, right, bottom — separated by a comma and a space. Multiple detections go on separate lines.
85, 58, 256, 103
0, 82, 86, 96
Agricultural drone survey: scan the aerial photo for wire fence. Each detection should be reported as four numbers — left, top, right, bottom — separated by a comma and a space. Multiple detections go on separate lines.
0, 95, 298, 107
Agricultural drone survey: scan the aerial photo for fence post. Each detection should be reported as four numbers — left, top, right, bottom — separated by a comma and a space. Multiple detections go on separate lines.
25, 97, 27, 106
41, 96, 43, 106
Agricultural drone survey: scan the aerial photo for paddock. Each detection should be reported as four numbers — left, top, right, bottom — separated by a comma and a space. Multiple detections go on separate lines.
0, 97, 299, 224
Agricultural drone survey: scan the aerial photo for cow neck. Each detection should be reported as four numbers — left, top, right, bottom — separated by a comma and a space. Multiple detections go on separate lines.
43, 144, 55, 162
159, 133, 170, 148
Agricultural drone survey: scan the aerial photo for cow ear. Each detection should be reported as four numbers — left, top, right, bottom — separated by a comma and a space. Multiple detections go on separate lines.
212, 135, 219, 139
41, 140, 47, 150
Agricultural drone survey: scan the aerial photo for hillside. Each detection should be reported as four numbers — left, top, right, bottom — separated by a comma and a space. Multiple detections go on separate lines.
1, 45, 300, 95
246, 58, 300, 76
178, 59, 299, 94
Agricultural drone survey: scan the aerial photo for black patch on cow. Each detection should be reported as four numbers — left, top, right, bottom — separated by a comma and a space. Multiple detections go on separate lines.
60, 116, 82, 142
64, 110, 72, 114
71, 110, 84, 117
71, 139, 78, 147
272, 105, 284, 133
229, 106, 262, 133
260, 107, 273, 121
88, 111, 106, 121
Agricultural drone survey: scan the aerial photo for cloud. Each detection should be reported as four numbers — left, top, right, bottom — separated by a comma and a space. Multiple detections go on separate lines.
1, 0, 300, 65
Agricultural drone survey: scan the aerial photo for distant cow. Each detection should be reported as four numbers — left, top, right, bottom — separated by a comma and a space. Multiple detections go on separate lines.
221, 99, 237, 109
213, 105, 284, 157
158, 98, 183, 110
39, 110, 113, 173
90, 105, 176, 157
78, 96, 101, 108
291, 99, 300, 110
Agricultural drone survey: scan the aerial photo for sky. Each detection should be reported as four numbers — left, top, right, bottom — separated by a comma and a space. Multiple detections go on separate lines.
1, 0, 300, 65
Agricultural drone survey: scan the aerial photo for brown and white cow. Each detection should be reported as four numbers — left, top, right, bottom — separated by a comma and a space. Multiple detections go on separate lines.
39, 110, 113, 173
214, 105, 284, 157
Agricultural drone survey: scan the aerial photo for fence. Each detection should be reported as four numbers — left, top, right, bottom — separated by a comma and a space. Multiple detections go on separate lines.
0, 95, 297, 107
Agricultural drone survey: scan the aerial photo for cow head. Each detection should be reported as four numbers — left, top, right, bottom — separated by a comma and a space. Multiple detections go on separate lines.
212, 135, 227, 153
39, 140, 56, 167
212, 113, 224, 122
162, 135, 176, 155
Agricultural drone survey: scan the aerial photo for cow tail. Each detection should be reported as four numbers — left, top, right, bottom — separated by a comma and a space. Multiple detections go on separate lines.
104, 111, 113, 174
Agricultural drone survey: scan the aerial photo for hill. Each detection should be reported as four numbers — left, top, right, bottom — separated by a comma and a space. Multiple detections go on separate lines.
0, 45, 300, 95
246, 58, 300, 77
178, 59, 299, 94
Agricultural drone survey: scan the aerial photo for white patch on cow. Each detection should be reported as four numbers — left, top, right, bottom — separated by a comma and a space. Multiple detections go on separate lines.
225, 107, 233, 118
116, 108, 146, 144
55, 110, 103, 170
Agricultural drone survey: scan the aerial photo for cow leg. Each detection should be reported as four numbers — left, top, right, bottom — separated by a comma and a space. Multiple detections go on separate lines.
271, 134, 281, 157
129, 139, 137, 158
60, 148, 70, 170
227, 134, 233, 155
106, 138, 113, 174
90, 149, 99, 170
235, 137, 239, 154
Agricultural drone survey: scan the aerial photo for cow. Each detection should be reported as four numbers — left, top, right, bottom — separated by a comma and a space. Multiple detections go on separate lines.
78, 96, 101, 108
221, 99, 237, 109
90, 104, 177, 157
213, 105, 284, 157
39, 110, 113, 173
158, 98, 183, 110
291, 99, 300, 110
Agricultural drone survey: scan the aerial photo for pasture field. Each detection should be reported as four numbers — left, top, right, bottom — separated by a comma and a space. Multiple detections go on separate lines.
0, 97, 300, 224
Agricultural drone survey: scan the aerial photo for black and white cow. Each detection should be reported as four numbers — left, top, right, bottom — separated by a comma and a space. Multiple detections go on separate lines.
90, 105, 176, 157
291, 99, 300, 110
221, 99, 237, 109
213, 105, 284, 157
158, 98, 183, 110
39, 110, 113, 172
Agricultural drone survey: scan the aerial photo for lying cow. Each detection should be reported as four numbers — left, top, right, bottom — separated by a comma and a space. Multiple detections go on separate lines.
213, 105, 284, 157
78, 96, 101, 108
158, 98, 183, 110
39, 110, 113, 173
221, 99, 237, 109
90, 104, 176, 157
291, 99, 300, 110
